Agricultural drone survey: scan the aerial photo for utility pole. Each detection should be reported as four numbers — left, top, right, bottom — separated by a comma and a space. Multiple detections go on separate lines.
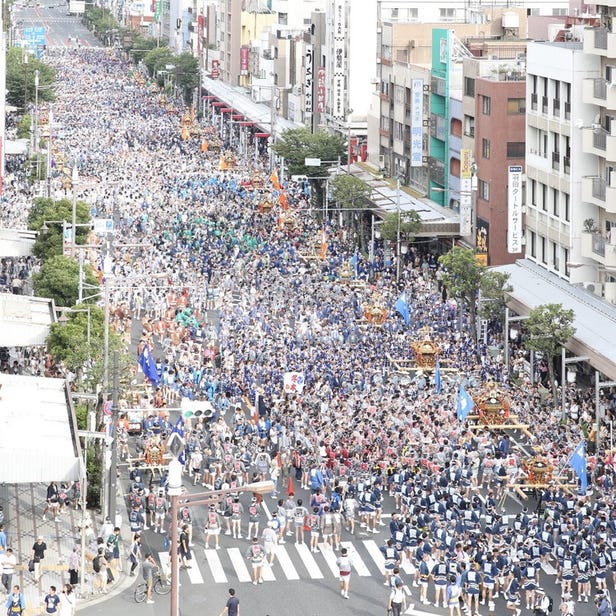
395, 178, 401, 282
107, 351, 120, 522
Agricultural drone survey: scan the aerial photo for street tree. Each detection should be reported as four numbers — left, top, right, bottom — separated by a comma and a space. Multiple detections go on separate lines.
27, 197, 91, 262
438, 246, 485, 338
6, 48, 56, 109
478, 270, 512, 331
524, 303, 576, 401
32, 255, 100, 307
329, 175, 371, 251
143, 46, 174, 84
174, 53, 200, 104
273, 128, 346, 207
125, 35, 158, 64
379, 210, 422, 242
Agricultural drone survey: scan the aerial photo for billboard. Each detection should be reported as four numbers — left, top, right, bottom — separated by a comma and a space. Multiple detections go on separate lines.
507, 165, 523, 253
240, 46, 249, 75
332, 0, 345, 120
459, 148, 473, 236
305, 44, 314, 121
317, 67, 326, 113
410, 79, 423, 168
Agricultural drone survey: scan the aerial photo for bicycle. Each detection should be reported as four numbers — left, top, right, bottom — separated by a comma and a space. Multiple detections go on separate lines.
134, 573, 171, 602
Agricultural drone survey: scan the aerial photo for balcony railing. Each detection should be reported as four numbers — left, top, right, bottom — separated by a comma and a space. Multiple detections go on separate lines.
594, 78, 608, 100
592, 176, 607, 201
594, 129, 607, 151
596, 27, 609, 50
593, 234, 606, 257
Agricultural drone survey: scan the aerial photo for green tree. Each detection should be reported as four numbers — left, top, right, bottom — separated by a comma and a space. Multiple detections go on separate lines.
438, 246, 485, 338
379, 210, 422, 242
175, 52, 199, 104
6, 48, 56, 109
273, 128, 346, 207
143, 46, 174, 81
125, 34, 158, 64
478, 270, 512, 330
32, 255, 99, 307
27, 197, 91, 262
329, 175, 371, 251
524, 303, 576, 401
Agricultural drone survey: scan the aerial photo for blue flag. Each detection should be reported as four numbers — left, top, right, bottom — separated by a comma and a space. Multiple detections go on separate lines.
435, 360, 442, 394
569, 441, 587, 494
457, 385, 475, 421
394, 292, 410, 326
138, 344, 160, 387
172, 416, 186, 465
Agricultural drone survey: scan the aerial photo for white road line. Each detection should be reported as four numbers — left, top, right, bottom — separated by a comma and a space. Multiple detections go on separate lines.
227, 547, 252, 583
185, 555, 205, 584
400, 554, 416, 576
203, 548, 227, 583
318, 543, 340, 577
294, 542, 324, 579
404, 604, 436, 615
261, 558, 276, 581
340, 541, 371, 576
261, 500, 272, 520
273, 545, 300, 580
542, 561, 557, 575
363, 539, 386, 574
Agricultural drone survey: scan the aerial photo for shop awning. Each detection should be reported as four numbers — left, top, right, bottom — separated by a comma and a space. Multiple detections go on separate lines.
255, 132, 270, 138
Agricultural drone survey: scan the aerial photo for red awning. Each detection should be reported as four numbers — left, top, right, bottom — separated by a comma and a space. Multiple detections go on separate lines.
220, 108, 233, 113
211, 102, 226, 107
239, 122, 254, 126
254, 133, 270, 138
201, 95, 216, 100
231, 114, 244, 120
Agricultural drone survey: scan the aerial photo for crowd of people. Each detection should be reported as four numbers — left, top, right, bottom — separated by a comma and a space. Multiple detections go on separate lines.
2, 46, 616, 615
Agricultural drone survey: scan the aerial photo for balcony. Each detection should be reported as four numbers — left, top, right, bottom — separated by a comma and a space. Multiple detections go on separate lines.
582, 175, 616, 212
581, 232, 616, 268
584, 27, 616, 57
583, 77, 616, 109
582, 126, 616, 161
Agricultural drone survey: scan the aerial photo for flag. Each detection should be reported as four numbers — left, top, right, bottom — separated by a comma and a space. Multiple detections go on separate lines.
171, 416, 186, 465
457, 385, 475, 421
283, 371, 305, 394
351, 252, 359, 278
138, 344, 160, 386
270, 168, 281, 191
279, 192, 288, 210
435, 360, 442, 394
569, 441, 587, 494
319, 228, 327, 259
394, 292, 410, 326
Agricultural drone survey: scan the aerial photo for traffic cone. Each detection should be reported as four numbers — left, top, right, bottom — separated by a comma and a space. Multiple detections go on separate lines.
287, 477, 294, 496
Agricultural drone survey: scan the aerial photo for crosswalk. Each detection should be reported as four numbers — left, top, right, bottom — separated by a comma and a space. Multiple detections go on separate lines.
158, 538, 413, 587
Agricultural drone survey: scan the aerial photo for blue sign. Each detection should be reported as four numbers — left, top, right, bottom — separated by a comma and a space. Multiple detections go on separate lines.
22, 26, 47, 57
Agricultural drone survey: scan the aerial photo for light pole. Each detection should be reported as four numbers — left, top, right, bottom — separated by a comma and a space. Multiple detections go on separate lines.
503, 307, 528, 376
560, 348, 589, 422
395, 178, 401, 282
346, 108, 354, 175
595, 371, 616, 453
71, 166, 79, 257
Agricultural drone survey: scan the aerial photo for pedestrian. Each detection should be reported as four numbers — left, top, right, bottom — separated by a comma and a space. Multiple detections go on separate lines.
1, 548, 17, 593
67, 547, 79, 586
218, 588, 239, 616
128, 534, 141, 577
142, 552, 157, 604
42, 482, 60, 522
105, 527, 121, 573
336, 546, 352, 599
0, 524, 7, 556
42, 586, 60, 615
5, 585, 25, 616
31, 536, 47, 582
204, 505, 222, 550
92, 548, 108, 595
261, 520, 278, 566
179, 524, 192, 567
388, 580, 407, 616
58, 584, 75, 616
245, 536, 265, 585
446, 575, 463, 616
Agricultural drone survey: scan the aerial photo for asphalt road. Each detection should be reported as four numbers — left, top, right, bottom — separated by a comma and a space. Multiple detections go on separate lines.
13, 0, 100, 48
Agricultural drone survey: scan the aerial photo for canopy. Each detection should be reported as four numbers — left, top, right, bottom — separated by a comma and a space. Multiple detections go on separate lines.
0, 294, 56, 346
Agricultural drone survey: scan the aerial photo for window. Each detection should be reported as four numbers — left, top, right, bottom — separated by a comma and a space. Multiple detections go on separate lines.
450, 157, 460, 176
530, 231, 537, 258
530, 179, 537, 206
464, 115, 475, 137
541, 184, 547, 212
551, 241, 559, 271
482, 138, 491, 159
479, 179, 490, 201
450, 118, 462, 137
564, 193, 570, 222
439, 7, 455, 19
541, 236, 547, 264
394, 86, 405, 104
464, 77, 475, 97
552, 7, 567, 15
507, 98, 526, 114
408, 7, 418, 19
394, 121, 404, 141
507, 142, 525, 158
552, 188, 559, 217
482, 96, 491, 115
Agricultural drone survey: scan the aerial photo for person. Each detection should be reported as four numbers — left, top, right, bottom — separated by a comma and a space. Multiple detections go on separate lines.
336, 546, 352, 599
58, 584, 75, 616
245, 536, 265, 585
204, 505, 222, 550
388, 580, 407, 616
142, 552, 157, 604
446, 575, 462, 616
5, 585, 25, 616
1, 548, 17, 593
67, 547, 79, 586
106, 527, 121, 573
596, 591, 611, 616
128, 534, 141, 577
218, 588, 239, 616
533, 588, 550, 616
261, 520, 278, 566
42, 483, 60, 522
42, 586, 60, 615
179, 524, 192, 567
0, 524, 6, 556
32, 536, 47, 582
92, 548, 108, 594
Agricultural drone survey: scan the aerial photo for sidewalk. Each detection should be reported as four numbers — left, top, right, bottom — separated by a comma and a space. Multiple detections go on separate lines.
0, 483, 133, 615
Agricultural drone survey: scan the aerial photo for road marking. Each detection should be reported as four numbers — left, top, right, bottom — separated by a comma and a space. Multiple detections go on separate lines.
227, 547, 251, 583
318, 543, 340, 577
294, 542, 324, 579
363, 539, 386, 574
541, 561, 557, 575
400, 554, 416, 576
261, 558, 276, 581
340, 541, 371, 576
404, 604, 436, 615
273, 544, 300, 580
204, 548, 227, 583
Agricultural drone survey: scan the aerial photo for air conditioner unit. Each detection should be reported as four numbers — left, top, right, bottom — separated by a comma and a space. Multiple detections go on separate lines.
422, 119, 430, 126
422, 155, 428, 163
584, 282, 604, 296
423, 84, 430, 92
376, 58, 382, 64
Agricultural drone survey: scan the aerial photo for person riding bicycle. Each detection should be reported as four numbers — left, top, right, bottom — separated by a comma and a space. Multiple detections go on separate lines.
142, 553, 158, 604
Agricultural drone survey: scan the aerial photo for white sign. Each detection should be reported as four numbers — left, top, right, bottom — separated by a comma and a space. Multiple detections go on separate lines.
332, 0, 345, 120
410, 79, 423, 168
305, 43, 314, 122
93, 218, 114, 234
283, 372, 305, 394
507, 165, 523, 253
304, 157, 321, 167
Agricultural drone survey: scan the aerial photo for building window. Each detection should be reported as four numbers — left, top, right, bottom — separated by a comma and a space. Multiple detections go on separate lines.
479, 179, 490, 201
552, 7, 567, 15
482, 138, 491, 159
464, 115, 475, 137
464, 77, 475, 97
552, 188, 559, 217
564, 193, 570, 222
394, 85, 405, 104
541, 236, 547, 264
551, 241, 559, 270
450, 118, 462, 137
530, 179, 537, 206
450, 157, 460, 176
530, 231, 536, 258
506, 142, 525, 158
541, 183, 547, 212
439, 7, 455, 20
482, 96, 491, 115
394, 121, 404, 141
507, 98, 526, 114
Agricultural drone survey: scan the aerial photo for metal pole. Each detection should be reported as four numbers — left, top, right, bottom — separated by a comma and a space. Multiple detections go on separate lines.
396, 178, 401, 282
168, 458, 182, 616
561, 347, 566, 422
504, 307, 510, 376
78, 250, 84, 303
79, 442, 88, 595
71, 166, 78, 257
107, 351, 120, 522
530, 349, 534, 386
595, 370, 600, 454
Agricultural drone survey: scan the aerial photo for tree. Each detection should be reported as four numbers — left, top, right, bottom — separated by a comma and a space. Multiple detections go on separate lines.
32, 255, 100, 307
379, 210, 422, 242
273, 128, 346, 207
478, 270, 512, 331
143, 46, 174, 81
438, 247, 485, 338
524, 303, 576, 401
174, 53, 200, 104
329, 175, 371, 251
6, 48, 56, 109
27, 197, 91, 262
124, 35, 158, 64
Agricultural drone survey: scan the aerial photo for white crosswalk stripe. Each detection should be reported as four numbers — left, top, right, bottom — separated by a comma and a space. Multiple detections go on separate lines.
273, 544, 300, 580
363, 539, 386, 574
294, 542, 324, 579
227, 547, 252, 583
318, 543, 340, 577
340, 541, 371, 577
204, 548, 227, 583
